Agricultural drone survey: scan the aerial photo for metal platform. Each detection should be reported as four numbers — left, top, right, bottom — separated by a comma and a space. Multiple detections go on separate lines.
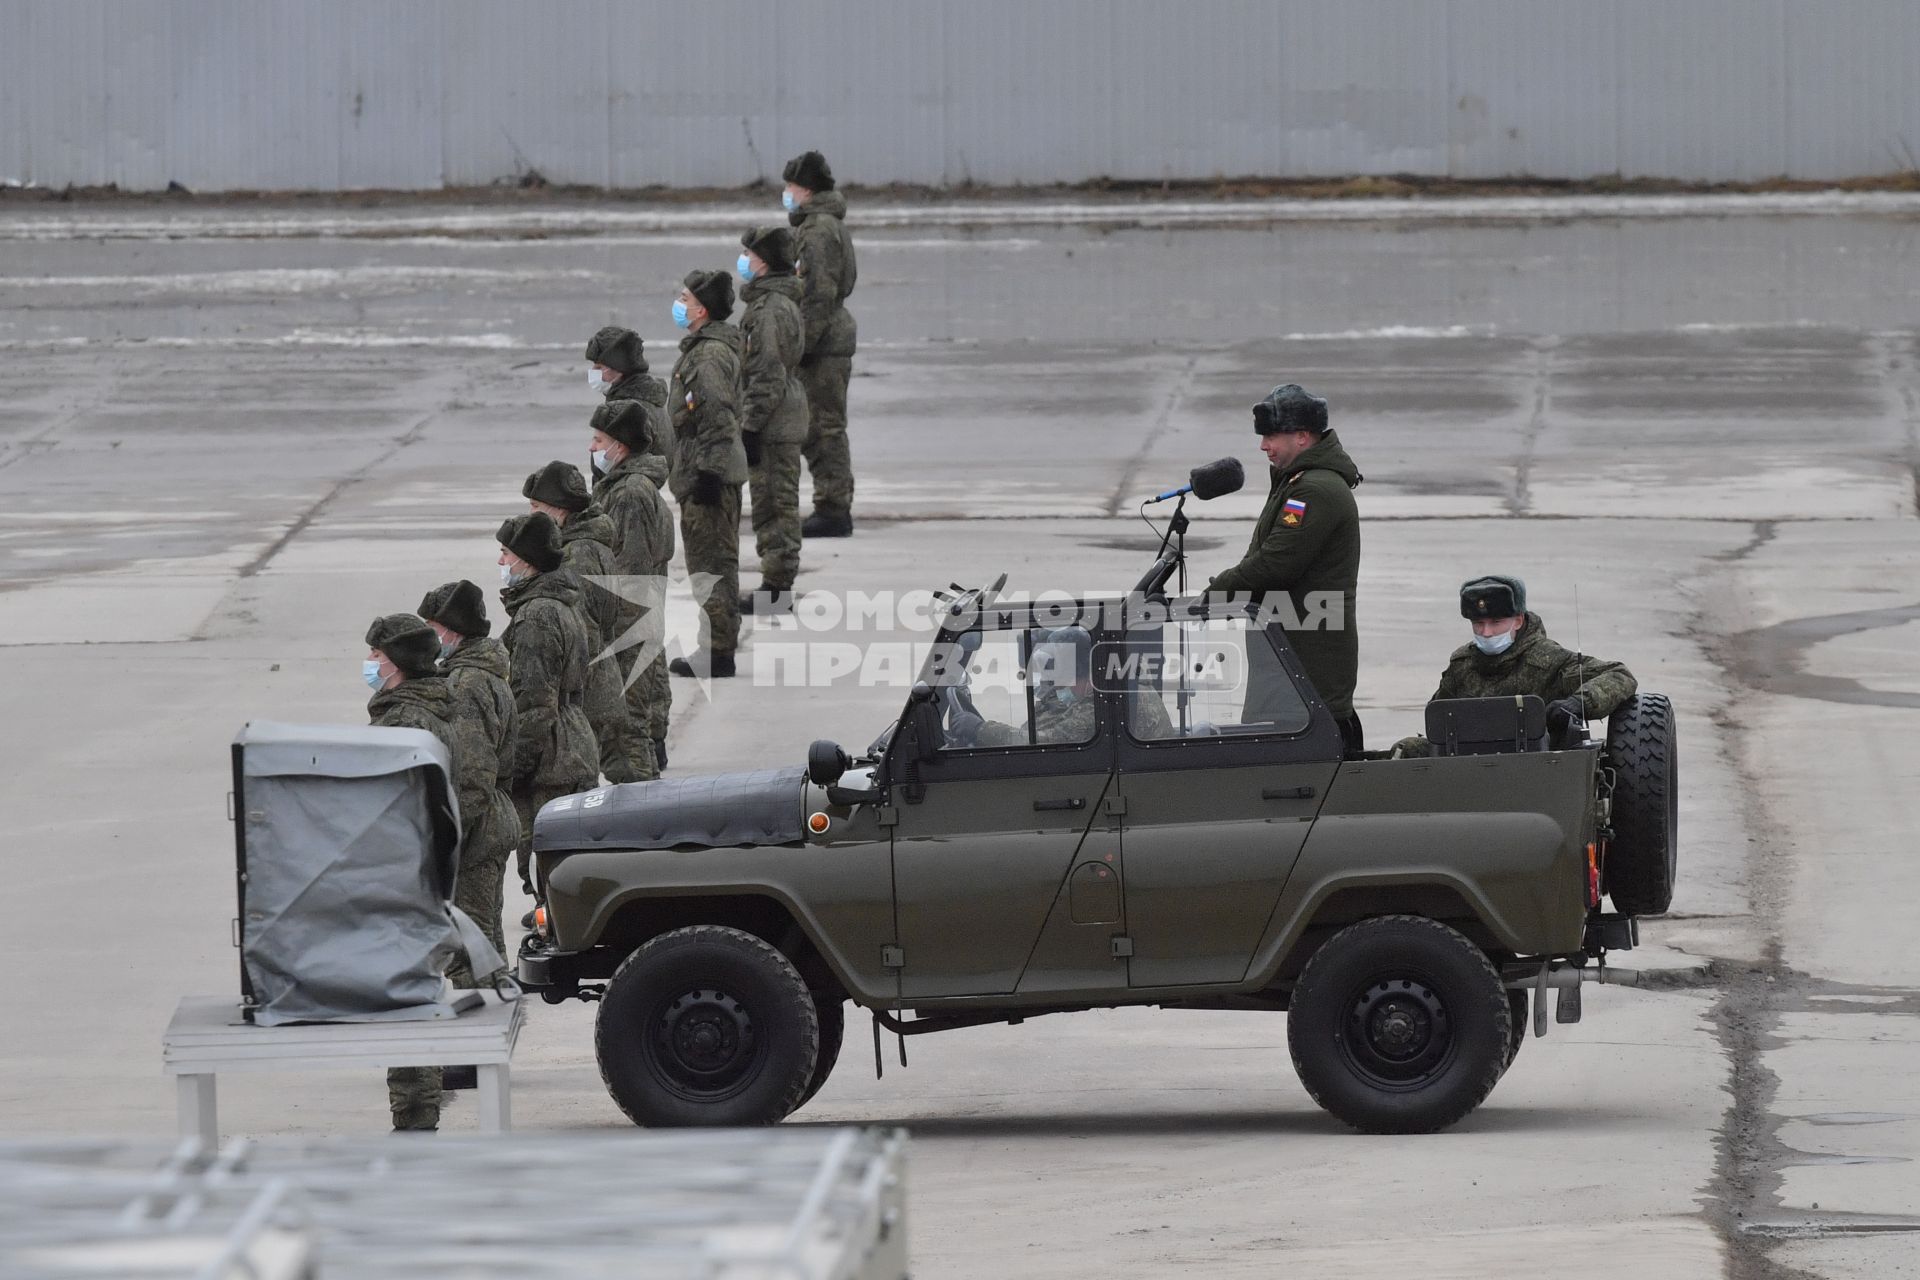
0, 1128, 909, 1279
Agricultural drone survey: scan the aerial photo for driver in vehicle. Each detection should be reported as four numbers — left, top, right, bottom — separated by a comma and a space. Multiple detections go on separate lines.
1392, 574, 1639, 757
969, 626, 1175, 746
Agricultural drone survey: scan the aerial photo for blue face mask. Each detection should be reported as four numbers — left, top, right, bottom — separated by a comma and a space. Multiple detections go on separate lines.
736, 253, 754, 284
1471, 629, 1515, 656
362, 659, 386, 691
781, 190, 798, 213
439, 639, 458, 660
1054, 687, 1078, 706
672, 299, 690, 329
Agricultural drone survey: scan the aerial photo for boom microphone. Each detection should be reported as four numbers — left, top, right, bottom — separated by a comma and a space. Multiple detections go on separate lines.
1147, 456, 1245, 504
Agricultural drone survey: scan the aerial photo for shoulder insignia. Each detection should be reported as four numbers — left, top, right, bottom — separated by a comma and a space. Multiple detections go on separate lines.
1281, 497, 1308, 528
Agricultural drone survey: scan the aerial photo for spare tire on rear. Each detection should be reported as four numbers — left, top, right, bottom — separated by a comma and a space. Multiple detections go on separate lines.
1603, 692, 1678, 916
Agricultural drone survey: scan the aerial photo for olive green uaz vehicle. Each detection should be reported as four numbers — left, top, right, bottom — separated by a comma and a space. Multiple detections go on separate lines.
519, 542, 1677, 1135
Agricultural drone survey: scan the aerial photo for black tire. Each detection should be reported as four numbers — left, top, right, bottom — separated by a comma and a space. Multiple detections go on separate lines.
1287, 916, 1512, 1134
594, 925, 819, 1128
1603, 693, 1678, 916
795, 997, 846, 1110
1503, 990, 1528, 1072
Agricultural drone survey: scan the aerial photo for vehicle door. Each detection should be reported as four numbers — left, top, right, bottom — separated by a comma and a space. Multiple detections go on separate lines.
1111, 606, 1344, 987
885, 616, 1116, 999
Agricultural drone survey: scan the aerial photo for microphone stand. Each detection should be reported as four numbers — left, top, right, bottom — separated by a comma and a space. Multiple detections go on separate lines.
1147, 495, 1193, 733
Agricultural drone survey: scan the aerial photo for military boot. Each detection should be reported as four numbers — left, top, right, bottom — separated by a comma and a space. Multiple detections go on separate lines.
670, 652, 737, 678
801, 509, 852, 538
740, 587, 794, 615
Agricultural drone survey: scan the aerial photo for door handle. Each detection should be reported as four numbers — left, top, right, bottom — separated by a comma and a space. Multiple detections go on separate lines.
1262, 785, 1316, 800
1033, 797, 1087, 812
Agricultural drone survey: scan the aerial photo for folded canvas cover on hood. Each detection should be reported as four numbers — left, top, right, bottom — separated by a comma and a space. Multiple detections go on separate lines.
233, 721, 476, 1026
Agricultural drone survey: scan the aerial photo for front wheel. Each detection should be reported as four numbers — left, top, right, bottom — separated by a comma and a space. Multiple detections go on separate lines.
1287, 916, 1512, 1134
594, 926, 820, 1128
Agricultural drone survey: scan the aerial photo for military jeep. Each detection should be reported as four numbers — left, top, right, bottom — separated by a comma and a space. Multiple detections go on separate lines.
518, 570, 1677, 1135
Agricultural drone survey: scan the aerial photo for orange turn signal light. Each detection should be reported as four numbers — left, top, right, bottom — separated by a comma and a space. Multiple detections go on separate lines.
1585, 842, 1601, 908
808, 812, 831, 835
533, 905, 549, 936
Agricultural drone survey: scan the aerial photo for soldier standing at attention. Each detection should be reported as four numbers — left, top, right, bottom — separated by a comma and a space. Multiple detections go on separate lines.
1207, 384, 1366, 756
1392, 576, 1639, 757
591, 399, 676, 771
735, 225, 810, 612
363, 612, 461, 1132
586, 325, 672, 473
782, 150, 859, 538
497, 513, 600, 893
667, 270, 747, 679
523, 460, 655, 783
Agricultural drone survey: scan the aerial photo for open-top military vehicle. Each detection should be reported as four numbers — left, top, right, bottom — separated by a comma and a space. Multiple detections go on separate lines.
518, 517, 1677, 1135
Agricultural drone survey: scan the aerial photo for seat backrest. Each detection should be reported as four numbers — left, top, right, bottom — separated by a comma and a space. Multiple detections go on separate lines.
1425, 695, 1548, 756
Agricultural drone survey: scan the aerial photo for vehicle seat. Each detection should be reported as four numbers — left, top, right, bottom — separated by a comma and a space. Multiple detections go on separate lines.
1424, 696, 1549, 756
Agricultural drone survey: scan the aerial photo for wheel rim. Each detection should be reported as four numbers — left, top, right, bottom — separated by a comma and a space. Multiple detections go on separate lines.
1340, 974, 1456, 1089
644, 986, 762, 1102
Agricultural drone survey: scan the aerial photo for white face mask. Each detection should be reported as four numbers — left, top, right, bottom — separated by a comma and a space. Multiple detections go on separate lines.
500, 563, 520, 587
587, 368, 612, 396
590, 448, 610, 475
1471, 628, 1516, 656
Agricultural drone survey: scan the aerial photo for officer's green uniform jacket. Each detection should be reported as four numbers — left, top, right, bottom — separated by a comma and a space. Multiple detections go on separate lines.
441, 636, 518, 850
500, 569, 601, 791
606, 368, 672, 464
789, 190, 857, 360
1432, 612, 1637, 719
667, 321, 748, 500
1207, 431, 1364, 716
739, 273, 809, 445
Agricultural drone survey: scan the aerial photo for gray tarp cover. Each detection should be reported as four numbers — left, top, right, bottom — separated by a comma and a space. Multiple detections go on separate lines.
533, 768, 806, 852
236, 721, 480, 1026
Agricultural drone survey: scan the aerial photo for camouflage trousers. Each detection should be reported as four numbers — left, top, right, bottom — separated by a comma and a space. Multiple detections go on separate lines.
388, 1065, 441, 1128
749, 437, 804, 591
446, 787, 518, 987
798, 356, 854, 516
587, 649, 656, 783
513, 780, 592, 892
681, 485, 742, 658
622, 648, 671, 754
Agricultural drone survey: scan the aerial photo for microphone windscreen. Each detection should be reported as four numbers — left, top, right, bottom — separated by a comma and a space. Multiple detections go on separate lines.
1189, 456, 1245, 501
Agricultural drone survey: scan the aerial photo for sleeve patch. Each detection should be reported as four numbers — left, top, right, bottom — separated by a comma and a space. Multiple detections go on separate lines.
1281, 497, 1308, 527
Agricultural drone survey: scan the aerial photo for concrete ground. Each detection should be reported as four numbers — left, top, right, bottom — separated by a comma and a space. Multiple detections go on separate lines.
1, 198, 1916, 1278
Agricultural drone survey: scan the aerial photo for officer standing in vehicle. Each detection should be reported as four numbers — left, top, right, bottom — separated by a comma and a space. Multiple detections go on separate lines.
1391, 575, 1639, 757
497, 512, 600, 892
782, 150, 859, 538
735, 225, 810, 612
363, 612, 461, 1131
590, 399, 676, 770
524, 461, 654, 783
1207, 384, 1366, 756
666, 270, 747, 679
416, 580, 520, 984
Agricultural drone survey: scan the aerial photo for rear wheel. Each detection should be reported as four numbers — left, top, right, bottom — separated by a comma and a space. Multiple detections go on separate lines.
1604, 693, 1678, 916
594, 926, 819, 1128
1287, 916, 1512, 1134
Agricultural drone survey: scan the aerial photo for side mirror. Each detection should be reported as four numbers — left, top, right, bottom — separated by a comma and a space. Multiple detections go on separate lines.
807, 739, 851, 786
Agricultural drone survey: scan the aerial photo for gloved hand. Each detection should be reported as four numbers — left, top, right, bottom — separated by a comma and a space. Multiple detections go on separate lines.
688, 470, 725, 506
1545, 696, 1585, 738
742, 431, 763, 468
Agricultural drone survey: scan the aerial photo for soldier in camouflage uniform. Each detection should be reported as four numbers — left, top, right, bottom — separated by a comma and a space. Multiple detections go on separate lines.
587, 326, 673, 476
417, 581, 520, 984
524, 460, 655, 783
1392, 575, 1639, 758
497, 513, 600, 892
591, 399, 676, 771
735, 225, 810, 611
363, 612, 461, 1132
667, 269, 748, 679
782, 151, 859, 538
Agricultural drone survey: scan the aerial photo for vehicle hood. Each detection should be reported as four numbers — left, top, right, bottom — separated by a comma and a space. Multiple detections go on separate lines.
532, 767, 806, 852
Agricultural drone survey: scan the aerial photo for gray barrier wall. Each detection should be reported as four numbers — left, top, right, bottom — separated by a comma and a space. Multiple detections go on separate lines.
5, 0, 1919, 192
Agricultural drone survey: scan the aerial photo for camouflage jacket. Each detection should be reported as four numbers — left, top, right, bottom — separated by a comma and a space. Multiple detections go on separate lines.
789, 190, 857, 359
559, 505, 621, 649
1207, 431, 1364, 716
442, 635, 516, 805
367, 674, 468, 818
500, 569, 601, 789
593, 453, 675, 656
606, 369, 672, 464
1432, 612, 1638, 719
668, 321, 748, 498
738, 273, 809, 444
